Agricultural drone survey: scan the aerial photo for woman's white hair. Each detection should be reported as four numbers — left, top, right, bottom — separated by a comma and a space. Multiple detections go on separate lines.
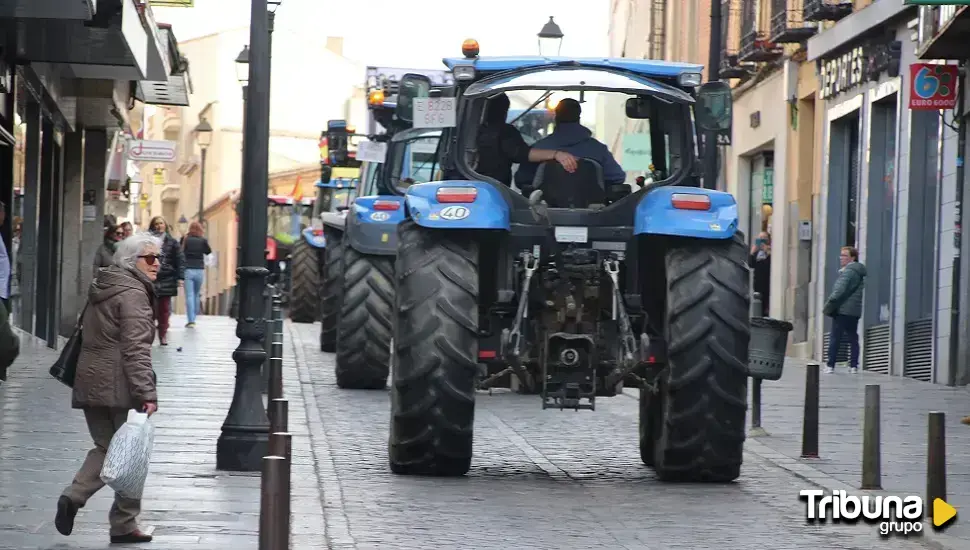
114, 232, 163, 270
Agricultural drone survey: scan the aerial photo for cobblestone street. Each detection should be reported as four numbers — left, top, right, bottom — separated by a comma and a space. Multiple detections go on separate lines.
287, 322, 953, 550
2, 314, 965, 549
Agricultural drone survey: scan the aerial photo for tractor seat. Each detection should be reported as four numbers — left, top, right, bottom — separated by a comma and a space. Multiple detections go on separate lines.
530, 158, 606, 209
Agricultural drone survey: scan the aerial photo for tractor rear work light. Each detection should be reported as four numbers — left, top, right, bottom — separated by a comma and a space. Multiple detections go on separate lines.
311, 228, 324, 236
671, 193, 711, 211
373, 200, 400, 211
436, 187, 478, 203
368, 90, 385, 105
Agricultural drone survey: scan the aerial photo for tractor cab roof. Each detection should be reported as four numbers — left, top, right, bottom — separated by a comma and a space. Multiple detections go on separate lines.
442, 56, 703, 82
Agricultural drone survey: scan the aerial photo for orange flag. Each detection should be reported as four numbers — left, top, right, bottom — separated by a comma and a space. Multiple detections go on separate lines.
291, 175, 303, 202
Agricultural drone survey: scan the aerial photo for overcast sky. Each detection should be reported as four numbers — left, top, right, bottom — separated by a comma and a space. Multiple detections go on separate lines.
152, 0, 611, 68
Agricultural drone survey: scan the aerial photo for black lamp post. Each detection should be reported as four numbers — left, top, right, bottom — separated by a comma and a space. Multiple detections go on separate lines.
193, 118, 212, 227
216, 0, 278, 472
538, 16, 564, 57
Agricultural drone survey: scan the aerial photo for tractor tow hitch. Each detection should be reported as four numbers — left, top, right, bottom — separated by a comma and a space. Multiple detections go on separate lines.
499, 253, 539, 393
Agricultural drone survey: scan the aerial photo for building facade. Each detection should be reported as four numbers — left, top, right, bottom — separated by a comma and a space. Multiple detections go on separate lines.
0, 0, 190, 345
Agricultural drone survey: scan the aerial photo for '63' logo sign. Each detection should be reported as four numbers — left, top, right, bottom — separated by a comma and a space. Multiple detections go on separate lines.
413, 97, 457, 129
909, 63, 959, 111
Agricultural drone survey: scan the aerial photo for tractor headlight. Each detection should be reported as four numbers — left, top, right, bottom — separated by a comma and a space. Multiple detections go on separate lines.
453, 64, 476, 81
279, 261, 287, 271
678, 72, 702, 87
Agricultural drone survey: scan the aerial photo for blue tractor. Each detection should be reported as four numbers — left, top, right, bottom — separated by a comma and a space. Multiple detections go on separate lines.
288, 120, 360, 323
313, 68, 454, 390
386, 42, 749, 482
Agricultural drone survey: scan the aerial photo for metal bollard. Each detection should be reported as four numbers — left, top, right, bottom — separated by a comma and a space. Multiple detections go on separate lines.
268, 290, 284, 400
268, 432, 292, 550
261, 285, 274, 395
269, 398, 289, 433
861, 384, 881, 489
801, 363, 820, 458
258, 456, 286, 550
749, 292, 765, 436
927, 411, 947, 522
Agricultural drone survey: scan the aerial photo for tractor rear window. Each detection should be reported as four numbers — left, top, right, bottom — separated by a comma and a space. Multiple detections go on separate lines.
472, 89, 690, 192
389, 134, 442, 191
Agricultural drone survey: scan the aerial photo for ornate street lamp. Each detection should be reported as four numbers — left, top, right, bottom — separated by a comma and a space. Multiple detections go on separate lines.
216, 0, 279, 472
193, 118, 212, 226
538, 16, 564, 57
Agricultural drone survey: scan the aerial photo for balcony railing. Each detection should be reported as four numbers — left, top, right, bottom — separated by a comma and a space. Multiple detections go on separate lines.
739, 0, 783, 63
770, 0, 817, 43
803, 0, 852, 23
720, 0, 754, 79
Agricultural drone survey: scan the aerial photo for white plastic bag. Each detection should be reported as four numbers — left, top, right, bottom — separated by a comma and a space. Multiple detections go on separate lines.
100, 410, 155, 499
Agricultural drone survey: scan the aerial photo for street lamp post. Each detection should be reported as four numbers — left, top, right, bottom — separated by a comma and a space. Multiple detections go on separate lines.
537, 16, 564, 57
193, 119, 213, 227
216, 0, 277, 472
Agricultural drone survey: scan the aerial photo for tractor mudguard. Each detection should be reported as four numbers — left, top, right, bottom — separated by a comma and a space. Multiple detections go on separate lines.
404, 181, 510, 230
345, 196, 406, 256
301, 227, 327, 249
633, 185, 738, 240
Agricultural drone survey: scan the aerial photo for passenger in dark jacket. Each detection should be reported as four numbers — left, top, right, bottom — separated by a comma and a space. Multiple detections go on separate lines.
179, 221, 211, 328
476, 93, 578, 187
148, 216, 184, 345
823, 246, 866, 374
0, 297, 19, 386
93, 225, 124, 277
515, 98, 625, 187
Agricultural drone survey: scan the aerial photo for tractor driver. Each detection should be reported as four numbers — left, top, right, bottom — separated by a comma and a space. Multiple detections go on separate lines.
475, 92, 578, 188
514, 98, 626, 188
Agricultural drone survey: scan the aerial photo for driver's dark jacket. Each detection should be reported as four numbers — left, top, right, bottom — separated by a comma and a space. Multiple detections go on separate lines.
476, 122, 531, 186
515, 122, 626, 187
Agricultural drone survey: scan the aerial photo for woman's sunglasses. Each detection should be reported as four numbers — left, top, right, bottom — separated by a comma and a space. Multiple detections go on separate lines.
139, 254, 162, 265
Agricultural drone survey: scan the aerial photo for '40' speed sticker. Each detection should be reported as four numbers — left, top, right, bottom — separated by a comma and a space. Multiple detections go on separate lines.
438, 205, 470, 220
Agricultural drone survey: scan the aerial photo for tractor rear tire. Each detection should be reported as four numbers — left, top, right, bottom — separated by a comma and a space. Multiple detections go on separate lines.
320, 231, 345, 352
335, 247, 394, 389
288, 239, 320, 324
650, 232, 749, 482
389, 220, 478, 476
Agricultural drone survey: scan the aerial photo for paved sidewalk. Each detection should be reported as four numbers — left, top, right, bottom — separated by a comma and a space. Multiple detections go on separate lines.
736, 359, 970, 546
0, 314, 325, 549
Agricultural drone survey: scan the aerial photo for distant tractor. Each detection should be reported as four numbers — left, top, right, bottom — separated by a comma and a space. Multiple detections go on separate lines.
265, 195, 315, 302
287, 120, 362, 323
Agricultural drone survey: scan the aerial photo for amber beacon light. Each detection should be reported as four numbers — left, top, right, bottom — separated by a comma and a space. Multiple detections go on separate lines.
462, 39, 480, 58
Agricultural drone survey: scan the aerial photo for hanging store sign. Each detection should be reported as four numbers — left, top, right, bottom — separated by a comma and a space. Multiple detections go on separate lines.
150, 0, 194, 6
128, 139, 177, 162
818, 39, 903, 100
909, 63, 959, 110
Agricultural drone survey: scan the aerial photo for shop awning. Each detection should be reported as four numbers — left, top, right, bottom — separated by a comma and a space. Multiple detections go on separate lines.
0, 0, 95, 20
917, 6, 970, 60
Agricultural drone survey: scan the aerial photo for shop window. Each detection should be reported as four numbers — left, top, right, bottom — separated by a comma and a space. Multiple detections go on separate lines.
865, 94, 897, 326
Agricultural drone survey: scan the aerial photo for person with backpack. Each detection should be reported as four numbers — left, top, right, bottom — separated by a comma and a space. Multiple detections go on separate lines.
822, 246, 866, 374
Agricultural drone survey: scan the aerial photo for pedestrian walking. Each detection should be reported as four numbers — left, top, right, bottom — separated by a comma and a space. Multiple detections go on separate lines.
148, 216, 184, 346
180, 221, 211, 328
748, 231, 771, 317
0, 201, 10, 312
822, 246, 866, 374
94, 224, 125, 277
54, 232, 159, 544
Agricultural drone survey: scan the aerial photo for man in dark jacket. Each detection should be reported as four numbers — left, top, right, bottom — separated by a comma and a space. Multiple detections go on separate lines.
823, 246, 866, 374
475, 93, 579, 187
515, 98, 626, 187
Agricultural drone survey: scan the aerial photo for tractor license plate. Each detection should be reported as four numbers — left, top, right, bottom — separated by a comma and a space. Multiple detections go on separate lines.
554, 226, 588, 243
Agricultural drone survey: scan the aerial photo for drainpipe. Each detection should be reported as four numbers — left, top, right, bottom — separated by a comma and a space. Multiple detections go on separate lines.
948, 62, 966, 386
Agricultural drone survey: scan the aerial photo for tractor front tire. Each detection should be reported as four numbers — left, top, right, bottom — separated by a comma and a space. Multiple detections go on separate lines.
650, 232, 749, 482
288, 239, 320, 324
389, 220, 478, 476
320, 231, 345, 352
335, 247, 394, 389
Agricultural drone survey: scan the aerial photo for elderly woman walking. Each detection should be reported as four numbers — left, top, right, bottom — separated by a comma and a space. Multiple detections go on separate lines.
55, 232, 160, 544
148, 216, 184, 345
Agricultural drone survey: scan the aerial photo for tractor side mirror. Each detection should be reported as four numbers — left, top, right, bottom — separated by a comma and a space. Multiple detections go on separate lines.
320, 165, 333, 184
625, 97, 655, 119
694, 81, 733, 133
396, 73, 433, 124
